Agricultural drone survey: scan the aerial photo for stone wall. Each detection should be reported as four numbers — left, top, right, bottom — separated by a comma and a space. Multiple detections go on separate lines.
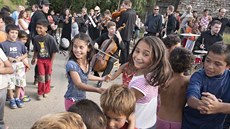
156, 0, 230, 32
177, 0, 230, 18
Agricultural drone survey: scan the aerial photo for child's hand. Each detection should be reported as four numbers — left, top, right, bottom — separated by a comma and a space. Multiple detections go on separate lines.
25, 64, 30, 72
104, 74, 111, 82
127, 113, 136, 129
198, 92, 221, 114
31, 58, 37, 65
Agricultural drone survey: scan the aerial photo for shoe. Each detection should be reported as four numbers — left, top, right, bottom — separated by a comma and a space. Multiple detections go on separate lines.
50, 85, 55, 89
37, 95, 42, 100
96, 81, 102, 87
15, 98, 24, 108
22, 96, 31, 102
43, 94, 48, 98
9, 99, 17, 109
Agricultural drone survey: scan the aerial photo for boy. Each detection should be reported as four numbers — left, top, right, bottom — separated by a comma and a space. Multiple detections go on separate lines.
0, 24, 28, 109
31, 19, 58, 100
100, 84, 136, 129
31, 112, 86, 129
182, 43, 230, 129
162, 34, 181, 53
157, 47, 194, 129
68, 99, 107, 129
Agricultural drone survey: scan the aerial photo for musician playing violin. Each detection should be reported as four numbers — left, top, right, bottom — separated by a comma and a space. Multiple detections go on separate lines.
94, 21, 124, 87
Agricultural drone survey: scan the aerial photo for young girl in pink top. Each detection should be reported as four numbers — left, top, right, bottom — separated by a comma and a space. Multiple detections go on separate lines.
128, 36, 172, 129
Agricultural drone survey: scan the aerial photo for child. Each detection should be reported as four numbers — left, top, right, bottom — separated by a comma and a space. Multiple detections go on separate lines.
18, 30, 31, 102
0, 24, 28, 109
68, 99, 106, 129
182, 43, 230, 129
31, 19, 59, 100
100, 84, 136, 129
64, 33, 106, 111
157, 47, 194, 129
128, 36, 173, 128
31, 112, 86, 129
162, 34, 181, 53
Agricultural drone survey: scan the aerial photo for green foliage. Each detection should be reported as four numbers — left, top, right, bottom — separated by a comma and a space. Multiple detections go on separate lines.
26, 0, 154, 20
10, 0, 24, 5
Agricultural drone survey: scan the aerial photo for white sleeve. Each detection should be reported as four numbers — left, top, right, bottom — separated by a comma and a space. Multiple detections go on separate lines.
0, 48, 7, 61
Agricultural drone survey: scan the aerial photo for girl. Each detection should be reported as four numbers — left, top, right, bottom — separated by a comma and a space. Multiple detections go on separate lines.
18, 30, 31, 102
64, 33, 106, 111
128, 36, 172, 129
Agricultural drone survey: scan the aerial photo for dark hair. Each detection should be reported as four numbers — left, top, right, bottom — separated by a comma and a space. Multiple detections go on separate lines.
219, 8, 226, 12
162, 34, 181, 49
68, 33, 95, 63
168, 5, 174, 12
4, 16, 15, 26
203, 9, 209, 12
5, 24, 19, 33
208, 43, 230, 65
36, 19, 49, 27
18, 10, 26, 19
170, 47, 194, 73
210, 20, 222, 26
18, 30, 28, 39
68, 99, 106, 129
129, 36, 173, 87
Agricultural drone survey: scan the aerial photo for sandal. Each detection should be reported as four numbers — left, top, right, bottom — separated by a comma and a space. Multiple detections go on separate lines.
22, 96, 31, 102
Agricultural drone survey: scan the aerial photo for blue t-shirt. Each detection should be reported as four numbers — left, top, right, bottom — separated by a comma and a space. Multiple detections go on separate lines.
182, 69, 230, 129
0, 40, 27, 58
64, 60, 89, 101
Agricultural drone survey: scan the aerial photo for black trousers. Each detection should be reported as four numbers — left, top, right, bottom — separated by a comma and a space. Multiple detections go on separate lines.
119, 40, 130, 65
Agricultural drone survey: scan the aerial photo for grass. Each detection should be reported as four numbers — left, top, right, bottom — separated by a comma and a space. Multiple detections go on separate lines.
223, 33, 230, 44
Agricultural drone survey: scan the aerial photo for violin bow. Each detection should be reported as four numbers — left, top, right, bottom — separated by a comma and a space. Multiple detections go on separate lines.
95, 48, 119, 61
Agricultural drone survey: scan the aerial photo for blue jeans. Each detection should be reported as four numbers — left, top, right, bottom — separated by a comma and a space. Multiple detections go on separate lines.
0, 88, 7, 129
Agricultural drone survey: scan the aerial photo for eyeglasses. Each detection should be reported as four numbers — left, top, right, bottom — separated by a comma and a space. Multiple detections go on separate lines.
154, 9, 159, 10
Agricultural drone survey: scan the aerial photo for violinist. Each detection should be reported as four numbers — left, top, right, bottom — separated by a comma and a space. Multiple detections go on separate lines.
93, 21, 124, 87
117, 0, 136, 65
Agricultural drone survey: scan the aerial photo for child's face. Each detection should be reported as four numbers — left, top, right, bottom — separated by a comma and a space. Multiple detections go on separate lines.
105, 111, 127, 129
72, 39, 89, 59
108, 26, 116, 35
0, 18, 5, 30
204, 51, 228, 77
132, 41, 152, 70
7, 30, 18, 42
36, 24, 47, 36
19, 37, 28, 44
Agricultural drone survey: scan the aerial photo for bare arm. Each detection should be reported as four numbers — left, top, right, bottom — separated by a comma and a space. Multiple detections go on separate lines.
0, 60, 14, 74
16, 53, 27, 62
70, 71, 104, 93
51, 53, 56, 64
127, 113, 136, 129
109, 63, 126, 80
18, 19, 29, 30
88, 73, 104, 81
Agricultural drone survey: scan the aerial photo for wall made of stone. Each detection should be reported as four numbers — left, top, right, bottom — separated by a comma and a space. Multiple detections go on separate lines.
177, 0, 230, 18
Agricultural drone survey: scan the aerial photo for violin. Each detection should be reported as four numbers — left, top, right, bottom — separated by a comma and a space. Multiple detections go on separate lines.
92, 24, 126, 72
112, 8, 127, 19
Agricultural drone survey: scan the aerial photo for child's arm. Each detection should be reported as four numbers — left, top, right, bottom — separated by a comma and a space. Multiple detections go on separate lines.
88, 73, 105, 81
109, 63, 126, 81
70, 71, 105, 93
198, 92, 230, 114
127, 113, 136, 129
0, 59, 14, 74
31, 51, 38, 65
16, 53, 27, 62
51, 53, 56, 64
